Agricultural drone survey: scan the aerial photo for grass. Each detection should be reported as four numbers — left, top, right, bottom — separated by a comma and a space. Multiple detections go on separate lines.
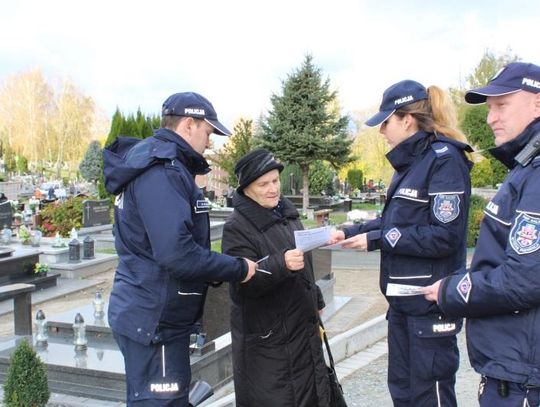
96, 248, 117, 254
211, 240, 222, 253
352, 202, 384, 211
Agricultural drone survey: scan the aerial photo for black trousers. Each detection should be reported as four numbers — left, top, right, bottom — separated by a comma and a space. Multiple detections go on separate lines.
114, 331, 191, 406
479, 376, 540, 407
387, 308, 460, 407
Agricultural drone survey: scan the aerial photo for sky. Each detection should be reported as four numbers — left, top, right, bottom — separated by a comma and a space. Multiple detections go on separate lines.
1, 0, 539, 145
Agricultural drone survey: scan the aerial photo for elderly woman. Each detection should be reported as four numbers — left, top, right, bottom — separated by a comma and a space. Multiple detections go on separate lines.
221, 148, 331, 407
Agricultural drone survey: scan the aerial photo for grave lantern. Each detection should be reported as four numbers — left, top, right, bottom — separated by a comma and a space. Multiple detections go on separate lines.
69, 238, 81, 263
73, 312, 87, 350
83, 235, 95, 260
92, 291, 105, 319
31, 230, 42, 247
52, 231, 63, 248
35, 309, 48, 347
1, 225, 11, 244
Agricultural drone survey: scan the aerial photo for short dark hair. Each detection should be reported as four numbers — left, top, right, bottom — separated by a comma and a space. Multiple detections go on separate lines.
160, 116, 205, 132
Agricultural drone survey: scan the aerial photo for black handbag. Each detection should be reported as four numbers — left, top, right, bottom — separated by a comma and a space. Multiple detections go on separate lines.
320, 320, 348, 407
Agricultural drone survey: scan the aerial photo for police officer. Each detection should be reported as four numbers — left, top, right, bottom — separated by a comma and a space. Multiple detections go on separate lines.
424, 62, 540, 406
103, 92, 257, 406
331, 80, 472, 406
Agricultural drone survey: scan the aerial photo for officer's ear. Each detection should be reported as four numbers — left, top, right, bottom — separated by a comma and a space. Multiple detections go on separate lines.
403, 113, 418, 132
534, 93, 540, 119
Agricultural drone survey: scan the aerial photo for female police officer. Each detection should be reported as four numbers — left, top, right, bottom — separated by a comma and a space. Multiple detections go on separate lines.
331, 80, 472, 406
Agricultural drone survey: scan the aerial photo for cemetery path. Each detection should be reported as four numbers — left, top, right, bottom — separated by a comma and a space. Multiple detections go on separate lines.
0, 268, 116, 338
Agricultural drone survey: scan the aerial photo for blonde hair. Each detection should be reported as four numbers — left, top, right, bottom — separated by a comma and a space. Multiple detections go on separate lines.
395, 85, 468, 144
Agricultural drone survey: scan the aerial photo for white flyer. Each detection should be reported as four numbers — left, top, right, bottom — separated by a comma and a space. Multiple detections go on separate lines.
320, 237, 358, 250
294, 226, 332, 252
386, 283, 425, 296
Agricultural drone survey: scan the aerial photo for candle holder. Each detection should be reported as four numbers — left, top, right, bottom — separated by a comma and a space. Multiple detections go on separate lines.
92, 291, 105, 319
73, 312, 87, 351
35, 310, 48, 347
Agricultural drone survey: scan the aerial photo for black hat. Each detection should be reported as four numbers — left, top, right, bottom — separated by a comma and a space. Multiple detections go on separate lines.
234, 149, 284, 192
161, 92, 231, 136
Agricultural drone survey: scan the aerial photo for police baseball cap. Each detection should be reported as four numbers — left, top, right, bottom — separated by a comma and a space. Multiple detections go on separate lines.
161, 92, 232, 136
365, 80, 428, 127
465, 62, 540, 104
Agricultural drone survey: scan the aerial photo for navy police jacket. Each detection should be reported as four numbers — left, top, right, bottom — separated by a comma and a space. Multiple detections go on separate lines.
439, 118, 540, 387
344, 131, 472, 316
103, 128, 247, 345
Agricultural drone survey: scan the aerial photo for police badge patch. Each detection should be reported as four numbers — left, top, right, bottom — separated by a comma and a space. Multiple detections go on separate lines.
457, 273, 472, 303
433, 194, 460, 223
509, 212, 540, 254
385, 227, 401, 248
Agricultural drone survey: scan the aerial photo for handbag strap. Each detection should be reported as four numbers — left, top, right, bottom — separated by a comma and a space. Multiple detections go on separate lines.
319, 318, 337, 369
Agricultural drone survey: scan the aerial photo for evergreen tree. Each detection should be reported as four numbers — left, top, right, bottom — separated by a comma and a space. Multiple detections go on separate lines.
280, 163, 303, 195
308, 161, 334, 195
259, 54, 352, 212
3, 338, 50, 407
213, 118, 255, 187
105, 108, 123, 147
347, 168, 363, 191
79, 140, 103, 183
99, 108, 158, 199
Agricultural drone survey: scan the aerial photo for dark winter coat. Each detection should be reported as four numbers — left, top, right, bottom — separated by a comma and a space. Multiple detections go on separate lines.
221, 193, 330, 407
103, 129, 247, 345
439, 118, 540, 386
344, 131, 473, 316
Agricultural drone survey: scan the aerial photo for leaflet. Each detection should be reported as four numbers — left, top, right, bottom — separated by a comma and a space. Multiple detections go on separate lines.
386, 283, 425, 296
294, 226, 332, 252
320, 237, 358, 250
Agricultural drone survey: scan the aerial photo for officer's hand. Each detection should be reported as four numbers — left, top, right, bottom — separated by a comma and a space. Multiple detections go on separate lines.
241, 258, 257, 283
327, 230, 345, 245
341, 233, 368, 250
284, 249, 304, 271
422, 280, 442, 303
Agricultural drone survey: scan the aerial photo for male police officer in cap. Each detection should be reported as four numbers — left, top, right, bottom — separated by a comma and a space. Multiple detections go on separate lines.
424, 62, 540, 406
103, 92, 257, 406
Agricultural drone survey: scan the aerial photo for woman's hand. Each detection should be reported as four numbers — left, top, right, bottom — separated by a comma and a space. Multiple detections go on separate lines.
327, 230, 345, 245
422, 280, 442, 304
284, 249, 304, 271
341, 233, 368, 250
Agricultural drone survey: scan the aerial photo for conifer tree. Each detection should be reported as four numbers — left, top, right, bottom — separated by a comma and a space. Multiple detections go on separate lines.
79, 140, 103, 183
3, 338, 50, 407
259, 54, 353, 212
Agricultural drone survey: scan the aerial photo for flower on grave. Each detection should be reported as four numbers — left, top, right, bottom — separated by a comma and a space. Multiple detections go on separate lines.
34, 263, 50, 275
18, 225, 31, 244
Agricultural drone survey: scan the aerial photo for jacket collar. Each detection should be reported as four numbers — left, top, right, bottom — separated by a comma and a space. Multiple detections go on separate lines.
232, 192, 299, 232
489, 118, 540, 169
153, 128, 210, 175
386, 131, 431, 172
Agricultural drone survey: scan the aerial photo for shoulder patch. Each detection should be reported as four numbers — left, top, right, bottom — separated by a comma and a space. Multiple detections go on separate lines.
509, 212, 540, 254
433, 194, 460, 223
431, 142, 451, 157
194, 199, 210, 213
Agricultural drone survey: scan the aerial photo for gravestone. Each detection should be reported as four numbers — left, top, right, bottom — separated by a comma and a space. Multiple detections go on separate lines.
0, 202, 12, 229
82, 199, 111, 228
202, 284, 231, 341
